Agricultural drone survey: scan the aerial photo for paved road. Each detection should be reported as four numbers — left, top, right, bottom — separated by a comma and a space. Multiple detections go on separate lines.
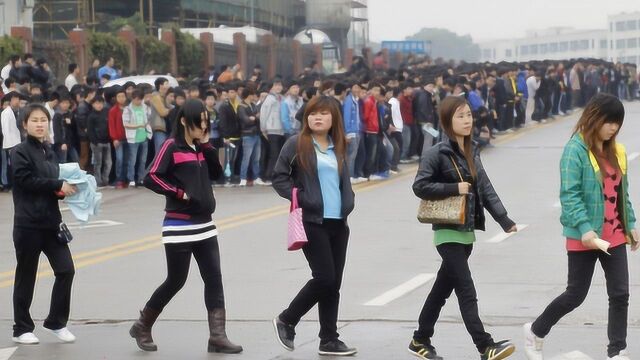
0, 101, 639, 360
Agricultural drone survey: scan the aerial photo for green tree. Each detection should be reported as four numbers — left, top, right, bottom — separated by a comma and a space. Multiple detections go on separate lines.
0, 36, 24, 63
406, 28, 480, 62
172, 28, 204, 77
109, 12, 147, 36
88, 32, 129, 70
138, 35, 170, 74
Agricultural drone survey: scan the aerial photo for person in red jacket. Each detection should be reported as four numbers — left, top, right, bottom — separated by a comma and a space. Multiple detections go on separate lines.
363, 83, 380, 179
108, 86, 128, 189
399, 84, 415, 161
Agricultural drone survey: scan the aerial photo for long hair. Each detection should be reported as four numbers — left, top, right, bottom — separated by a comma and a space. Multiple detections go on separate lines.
297, 96, 347, 174
439, 96, 477, 178
574, 93, 624, 173
171, 99, 210, 143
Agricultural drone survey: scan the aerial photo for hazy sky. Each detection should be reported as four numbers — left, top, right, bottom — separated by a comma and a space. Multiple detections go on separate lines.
368, 0, 640, 42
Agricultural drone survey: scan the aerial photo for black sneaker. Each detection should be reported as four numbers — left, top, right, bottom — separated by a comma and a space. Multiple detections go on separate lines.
318, 340, 357, 356
481, 340, 515, 360
272, 317, 295, 351
408, 339, 443, 359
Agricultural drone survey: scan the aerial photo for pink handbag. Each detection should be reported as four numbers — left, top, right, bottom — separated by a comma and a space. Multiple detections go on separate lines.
288, 188, 308, 251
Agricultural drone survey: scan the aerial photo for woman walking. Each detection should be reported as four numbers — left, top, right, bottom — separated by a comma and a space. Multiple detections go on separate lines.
523, 93, 638, 360
129, 99, 242, 354
271, 96, 357, 356
11, 103, 77, 344
410, 96, 518, 360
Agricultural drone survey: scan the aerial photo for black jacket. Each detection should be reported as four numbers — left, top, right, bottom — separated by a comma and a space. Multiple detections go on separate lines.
413, 138, 515, 232
87, 108, 110, 144
11, 136, 64, 230
238, 102, 260, 136
144, 137, 223, 222
412, 88, 435, 125
52, 111, 76, 146
218, 100, 241, 139
74, 100, 91, 140
273, 135, 355, 225
493, 79, 508, 107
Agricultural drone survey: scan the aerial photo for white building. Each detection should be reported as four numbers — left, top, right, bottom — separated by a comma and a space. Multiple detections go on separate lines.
0, 0, 33, 36
608, 12, 640, 65
479, 11, 640, 66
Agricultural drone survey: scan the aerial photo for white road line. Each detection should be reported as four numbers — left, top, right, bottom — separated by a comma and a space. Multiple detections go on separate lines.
553, 201, 561, 208
548, 350, 593, 360
629, 152, 640, 162
0, 347, 17, 360
485, 224, 529, 243
60, 206, 70, 212
364, 273, 435, 306
67, 220, 123, 230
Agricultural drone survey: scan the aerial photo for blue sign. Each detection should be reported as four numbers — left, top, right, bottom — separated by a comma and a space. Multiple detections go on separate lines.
381, 41, 427, 54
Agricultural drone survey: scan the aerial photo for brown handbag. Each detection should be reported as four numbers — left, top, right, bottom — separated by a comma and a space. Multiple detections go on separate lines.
417, 155, 467, 225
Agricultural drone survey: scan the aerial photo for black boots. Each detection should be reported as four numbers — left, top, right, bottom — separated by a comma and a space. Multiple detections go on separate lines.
207, 308, 243, 354
129, 306, 161, 351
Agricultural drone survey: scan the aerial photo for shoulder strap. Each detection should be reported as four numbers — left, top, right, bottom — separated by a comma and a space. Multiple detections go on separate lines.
449, 155, 464, 182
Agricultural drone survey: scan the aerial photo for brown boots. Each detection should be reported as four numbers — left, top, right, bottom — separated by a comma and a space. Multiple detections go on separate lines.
207, 308, 243, 354
129, 306, 160, 351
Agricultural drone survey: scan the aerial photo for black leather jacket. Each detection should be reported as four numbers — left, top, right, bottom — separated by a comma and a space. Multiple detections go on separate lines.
273, 135, 355, 225
413, 138, 515, 232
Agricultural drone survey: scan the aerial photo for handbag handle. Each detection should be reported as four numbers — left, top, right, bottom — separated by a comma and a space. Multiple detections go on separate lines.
291, 188, 299, 211
449, 155, 464, 182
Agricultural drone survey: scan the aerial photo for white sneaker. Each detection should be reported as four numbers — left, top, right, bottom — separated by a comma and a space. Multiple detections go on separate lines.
607, 350, 631, 360
128, 181, 136, 187
46, 327, 76, 343
238, 179, 247, 187
369, 175, 385, 181
356, 177, 368, 183
523, 323, 544, 360
350, 178, 358, 184
254, 178, 271, 186
12, 332, 39, 344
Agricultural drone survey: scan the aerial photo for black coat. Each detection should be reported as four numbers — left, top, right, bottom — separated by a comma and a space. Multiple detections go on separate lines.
238, 102, 259, 137
87, 108, 110, 144
11, 136, 64, 230
273, 135, 355, 225
74, 100, 91, 140
413, 138, 515, 232
218, 100, 241, 139
412, 88, 435, 125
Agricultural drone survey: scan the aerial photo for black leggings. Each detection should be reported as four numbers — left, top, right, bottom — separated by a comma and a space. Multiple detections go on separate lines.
414, 243, 493, 353
531, 244, 629, 357
280, 219, 349, 342
147, 237, 225, 311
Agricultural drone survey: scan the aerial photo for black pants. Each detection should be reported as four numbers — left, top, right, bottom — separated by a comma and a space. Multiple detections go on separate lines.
389, 131, 403, 171
531, 245, 629, 357
364, 133, 378, 178
280, 219, 349, 342
147, 237, 225, 311
265, 134, 285, 181
13, 227, 75, 337
414, 243, 493, 353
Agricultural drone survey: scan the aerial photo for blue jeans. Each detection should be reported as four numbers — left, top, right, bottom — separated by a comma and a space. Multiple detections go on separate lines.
240, 135, 261, 180
55, 145, 79, 164
401, 126, 411, 159
127, 140, 148, 183
114, 140, 128, 182
346, 134, 360, 178
153, 131, 167, 155
1, 149, 11, 186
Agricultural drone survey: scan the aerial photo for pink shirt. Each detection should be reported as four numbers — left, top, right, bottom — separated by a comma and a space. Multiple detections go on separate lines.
566, 159, 627, 251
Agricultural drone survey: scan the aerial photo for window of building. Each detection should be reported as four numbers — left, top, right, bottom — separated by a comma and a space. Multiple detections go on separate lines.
549, 42, 558, 52
483, 49, 492, 59
520, 45, 529, 55
570, 40, 579, 51
627, 20, 637, 30
530, 44, 538, 54
617, 39, 626, 49
610, 22, 613, 31
616, 21, 626, 31
505, 49, 512, 57
559, 41, 569, 52
579, 40, 589, 50
540, 44, 548, 54
627, 38, 638, 48
600, 39, 608, 49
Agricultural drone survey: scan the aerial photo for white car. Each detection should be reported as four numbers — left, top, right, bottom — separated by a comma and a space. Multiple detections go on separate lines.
103, 75, 180, 89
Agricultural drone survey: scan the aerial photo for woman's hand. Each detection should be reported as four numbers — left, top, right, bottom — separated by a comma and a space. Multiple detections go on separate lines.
61, 182, 77, 196
506, 225, 518, 233
631, 229, 639, 252
581, 230, 599, 249
458, 182, 472, 195
61, 144, 68, 151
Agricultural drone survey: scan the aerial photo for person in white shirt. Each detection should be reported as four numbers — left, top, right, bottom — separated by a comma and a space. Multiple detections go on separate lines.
44, 93, 60, 144
525, 70, 541, 125
65, 63, 80, 91
1, 55, 21, 93
388, 87, 404, 173
1, 92, 25, 188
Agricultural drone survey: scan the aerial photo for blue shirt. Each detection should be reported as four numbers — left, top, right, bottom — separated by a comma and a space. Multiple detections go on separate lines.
313, 137, 342, 219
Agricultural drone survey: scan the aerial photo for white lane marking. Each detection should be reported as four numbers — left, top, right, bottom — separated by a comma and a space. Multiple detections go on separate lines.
60, 206, 70, 212
629, 152, 640, 162
485, 224, 529, 243
553, 201, 561, 208
0, 347, 17, 360
364, 273, 435, 306
548, 350, 593, 360
67, 220, 123, 230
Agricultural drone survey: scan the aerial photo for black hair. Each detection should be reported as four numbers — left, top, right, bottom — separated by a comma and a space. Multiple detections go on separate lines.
9, 55, 20, 65
204, 90, 217, 99
4, 77, 15, 88
225, 82, 240, 92
123, 81, 136, 90
334, 82, 347, 96
241, 87, 256, 99
68, 63, 78, 73
101, 74, 111, 80
90, 95, 105, 104
172, 99, 209, 141
23, 53, 33, 61
22, 103, 51, 124
131, 89, 144, 100
304, 87, 318, 99
392, 87, 402, 97
154, 77, 169, 91
174, 88, 186, 99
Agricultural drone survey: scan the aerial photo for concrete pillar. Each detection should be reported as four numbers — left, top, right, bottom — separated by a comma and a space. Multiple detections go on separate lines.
68, 28, 88, 76
199, 32, 215, 70
161, 30, 178, 75
233, 33, 247, 76
11, 26, 32, 53
292, 40, 303, 77
117, 27, 137, 73
313, 44, 323, 73
343, 48, 354, 69
260, 34, 276, 80
363, 47, 373, 69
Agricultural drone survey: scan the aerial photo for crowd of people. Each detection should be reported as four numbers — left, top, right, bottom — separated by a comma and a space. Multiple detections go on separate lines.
1, 52, 639, 192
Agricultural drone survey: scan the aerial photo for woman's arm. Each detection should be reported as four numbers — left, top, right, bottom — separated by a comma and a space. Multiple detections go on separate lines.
11, 147, 64, 193
559, 145, 593, 235
200, 142, 223, 180
143, 140, 185, 199
272, 137, 297, 201
412, 150, 459, 200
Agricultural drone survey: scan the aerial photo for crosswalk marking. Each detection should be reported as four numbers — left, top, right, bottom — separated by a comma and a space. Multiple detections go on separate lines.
67, 220, 123, 230
364, 273, 435, 306
0, 347, 17, 360
485, 224, 529, 243
628, 152, 640, 162
549, 350, 593, 360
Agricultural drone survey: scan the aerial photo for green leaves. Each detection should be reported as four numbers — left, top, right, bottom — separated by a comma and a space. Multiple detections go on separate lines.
89, 32, 129, 69
0, 36, 24, 63
172, 28, 204, 77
